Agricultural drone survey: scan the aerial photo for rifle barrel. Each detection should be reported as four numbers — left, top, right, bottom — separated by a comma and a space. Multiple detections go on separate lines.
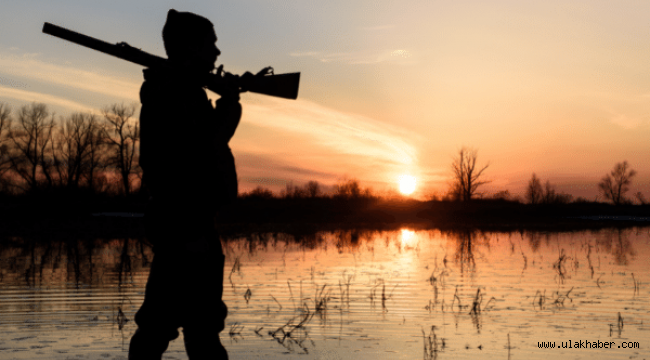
42, 22, 300, 99
42, 22, 166, 68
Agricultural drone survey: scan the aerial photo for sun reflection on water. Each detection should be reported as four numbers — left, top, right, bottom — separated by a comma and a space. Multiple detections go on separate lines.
400, 228, 415, 248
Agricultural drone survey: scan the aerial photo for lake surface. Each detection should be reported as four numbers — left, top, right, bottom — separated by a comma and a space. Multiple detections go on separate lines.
0, 227, 648, 359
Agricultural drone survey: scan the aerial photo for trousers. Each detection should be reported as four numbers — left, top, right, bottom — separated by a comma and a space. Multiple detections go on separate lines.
128, 225, 228, 359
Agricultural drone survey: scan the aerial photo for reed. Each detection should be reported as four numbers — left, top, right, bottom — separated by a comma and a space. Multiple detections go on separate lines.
244, 287, 252, 304
553, 249, 568, 283
631, 273, 640, 296
469, 288, 482, 315
254, 326, 264, 337
271, 294, 282, 311
115, 306, 129, 331
269, 301, 315, 353
552, 287, 573, 307
228, 255, 241, 289
314, 284, 332, 318
422, 325, 440, 360
533, 289, 546, 310
609, 312, 624, 337
229, 322, 244, 338
451, 285, 463, 312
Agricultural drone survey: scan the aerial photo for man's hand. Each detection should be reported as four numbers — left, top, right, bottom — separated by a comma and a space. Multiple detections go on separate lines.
215, 65, 241, 100
239, 66, 273, 92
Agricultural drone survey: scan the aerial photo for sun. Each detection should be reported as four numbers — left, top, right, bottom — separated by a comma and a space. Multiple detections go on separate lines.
398, 175, 416, 195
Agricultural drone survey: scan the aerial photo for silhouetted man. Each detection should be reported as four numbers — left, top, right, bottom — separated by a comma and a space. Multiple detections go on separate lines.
129, 9, 241, 359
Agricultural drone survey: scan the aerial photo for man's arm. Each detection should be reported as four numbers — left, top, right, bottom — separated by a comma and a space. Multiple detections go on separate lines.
213, 84, 242, 145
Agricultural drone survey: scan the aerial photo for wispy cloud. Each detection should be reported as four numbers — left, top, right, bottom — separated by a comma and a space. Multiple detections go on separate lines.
236, 152, 338, 186
0, 51, 140, 101
0, 85, 97, 114
241, 96, 421, 170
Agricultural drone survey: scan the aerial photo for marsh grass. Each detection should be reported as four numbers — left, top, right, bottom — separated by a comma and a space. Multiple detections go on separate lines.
586, 244, 595, 279
339, 274, 353, 310
270, 295, 282, 311
609, 312, 624, 337
532, 287, 573, 310
451, 286, 464, 312
552, 287, 573, 307
422, 325, 444, 360
428, 267, 448, 306
314, 284, 332, 317
533, 290, 546, 310
631, 273, 640, 296
229, 322, 244, 340
269, 301, 315, 354
553, 249, 569, 283
115, 306, 129, 331
244, 288, 252, 304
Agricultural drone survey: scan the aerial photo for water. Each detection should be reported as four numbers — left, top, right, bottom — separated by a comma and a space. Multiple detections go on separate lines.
0, 227, 648, 359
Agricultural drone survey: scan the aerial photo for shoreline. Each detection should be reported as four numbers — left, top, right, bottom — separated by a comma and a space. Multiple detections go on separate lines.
2, 193, 650, 239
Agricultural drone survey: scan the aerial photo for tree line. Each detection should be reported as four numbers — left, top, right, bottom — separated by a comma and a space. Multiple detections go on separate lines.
0, 101, 643, 206
446, 147, 643, 206
0, 102, 140, 195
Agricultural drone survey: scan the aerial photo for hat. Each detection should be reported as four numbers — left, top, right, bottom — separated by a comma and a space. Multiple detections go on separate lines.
162, 9, 215, 59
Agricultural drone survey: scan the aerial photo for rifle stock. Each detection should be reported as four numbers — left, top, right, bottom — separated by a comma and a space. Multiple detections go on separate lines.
42, 22, 300, 99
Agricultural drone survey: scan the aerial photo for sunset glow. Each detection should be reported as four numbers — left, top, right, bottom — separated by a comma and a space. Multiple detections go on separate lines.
400, 229, 415, 248
398, 175, 416, 195
1, 2, 649, 200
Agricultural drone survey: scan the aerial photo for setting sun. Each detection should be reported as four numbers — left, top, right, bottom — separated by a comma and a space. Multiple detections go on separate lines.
398, 175, 416, 195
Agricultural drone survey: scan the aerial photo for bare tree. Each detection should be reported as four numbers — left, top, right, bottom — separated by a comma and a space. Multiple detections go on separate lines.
282, 181, 307, 199
334, 178, 371, 199
81, 113, 108, 191
102, 104, 139, 195
542, 180, 556, 204
526, 173, 543, 204
6, 103, 56, 191
598, 161, 636, 205
0, 103, 12, 190
244, 186, 275, 199
450, 147, 490, 201
306, 180, 322, 198
53, 112, 107, 189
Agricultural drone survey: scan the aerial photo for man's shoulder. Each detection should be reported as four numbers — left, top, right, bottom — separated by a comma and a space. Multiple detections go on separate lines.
140, 68, 208, 105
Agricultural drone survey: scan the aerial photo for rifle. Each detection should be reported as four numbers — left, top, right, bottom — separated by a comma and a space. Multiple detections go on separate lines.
42, 22, 300, 99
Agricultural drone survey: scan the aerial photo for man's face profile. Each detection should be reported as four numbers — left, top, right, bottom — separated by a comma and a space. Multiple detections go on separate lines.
163, 9, 219, 73
195, 31, 220, 73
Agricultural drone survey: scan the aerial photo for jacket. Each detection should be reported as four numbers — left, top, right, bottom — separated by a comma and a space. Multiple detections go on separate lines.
139, 67, 241, 247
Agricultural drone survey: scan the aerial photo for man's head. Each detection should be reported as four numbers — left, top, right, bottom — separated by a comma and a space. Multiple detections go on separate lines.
162, 9, 220, 72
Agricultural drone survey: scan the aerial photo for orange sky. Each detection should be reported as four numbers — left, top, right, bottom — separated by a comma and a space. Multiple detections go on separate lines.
1, 1, 649, 200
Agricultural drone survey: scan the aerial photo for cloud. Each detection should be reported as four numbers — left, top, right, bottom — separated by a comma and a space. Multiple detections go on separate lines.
0, 85, 96, 114
236, 152, 338, 185
0, 51, 140, 101
610, 114, 647, 129
241, 96, 421, 171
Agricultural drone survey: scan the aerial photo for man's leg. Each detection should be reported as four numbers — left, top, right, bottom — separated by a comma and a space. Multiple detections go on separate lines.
183, 328, 228, 360
128, 328, 174, 360
129, 253, 181, 360
181, 235, 228, 359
